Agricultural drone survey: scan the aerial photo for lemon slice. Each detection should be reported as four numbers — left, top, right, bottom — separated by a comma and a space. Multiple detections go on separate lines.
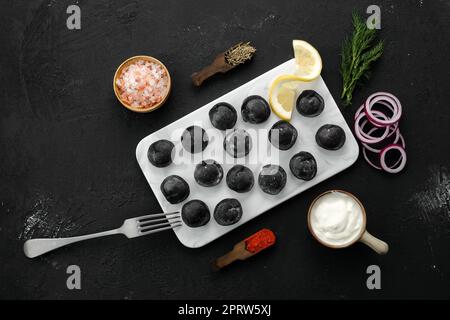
268, 75, 303, 121
292, 40, 322, 81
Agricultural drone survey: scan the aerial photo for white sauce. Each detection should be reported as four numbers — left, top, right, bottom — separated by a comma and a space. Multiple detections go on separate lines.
310, 191, 364, 246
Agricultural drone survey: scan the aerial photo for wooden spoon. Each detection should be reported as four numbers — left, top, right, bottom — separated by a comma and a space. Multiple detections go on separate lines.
213, 240, 253, 270
191, 42, 256, 86
213, 228, 276, 270
191, 52, 233, 87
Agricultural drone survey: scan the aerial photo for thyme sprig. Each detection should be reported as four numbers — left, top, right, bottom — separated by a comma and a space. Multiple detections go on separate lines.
341, 13, 383, 106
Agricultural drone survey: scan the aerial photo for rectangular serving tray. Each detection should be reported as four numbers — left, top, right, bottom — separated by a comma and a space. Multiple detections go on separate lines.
136, 59, 359, 248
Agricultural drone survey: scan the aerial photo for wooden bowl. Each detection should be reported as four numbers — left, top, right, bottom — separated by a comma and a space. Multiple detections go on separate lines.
113, 55, 171, 113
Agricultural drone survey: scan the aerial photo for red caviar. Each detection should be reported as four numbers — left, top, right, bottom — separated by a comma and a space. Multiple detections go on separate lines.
244, 229, 276, 254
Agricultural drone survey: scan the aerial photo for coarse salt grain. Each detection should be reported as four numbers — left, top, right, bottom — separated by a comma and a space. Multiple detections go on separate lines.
116, 59, 169, 109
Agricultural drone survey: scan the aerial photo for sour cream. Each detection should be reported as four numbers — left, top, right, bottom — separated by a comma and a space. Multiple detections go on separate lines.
309, 191, 364, 246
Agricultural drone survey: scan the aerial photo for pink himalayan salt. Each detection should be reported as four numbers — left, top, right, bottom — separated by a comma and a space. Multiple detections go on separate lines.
116, 59, 169, 109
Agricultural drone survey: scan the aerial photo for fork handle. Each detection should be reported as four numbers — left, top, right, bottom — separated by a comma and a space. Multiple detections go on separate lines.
23, 229, 121, 258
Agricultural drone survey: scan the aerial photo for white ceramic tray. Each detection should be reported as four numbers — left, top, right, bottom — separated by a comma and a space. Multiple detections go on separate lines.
136, 59, 359, 248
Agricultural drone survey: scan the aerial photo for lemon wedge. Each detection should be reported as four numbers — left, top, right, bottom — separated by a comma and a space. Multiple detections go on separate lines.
268, 75, 303, 121
292, 40, 322, 81
268, 40, 322, 120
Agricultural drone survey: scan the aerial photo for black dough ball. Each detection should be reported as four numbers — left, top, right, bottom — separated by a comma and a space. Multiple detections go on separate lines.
214, 198, 243, 226
268, 120, 298, 150
160, 175, 190, 204
181, 200, 210, 228
223, 128, 252, 158
241, 95, 271, 124
226, 165, 254, 193
315, 124, 346, 150
209, 102, 237, 130
296, 90, 325, 117
181, 126, 208, 153
258, 164, 287, 195
289, 151, 317, 181
147, 139, 174, 167
194, 159, 224, 187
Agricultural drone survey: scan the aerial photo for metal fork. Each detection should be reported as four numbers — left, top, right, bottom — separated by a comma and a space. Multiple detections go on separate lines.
23, 211, 181, 258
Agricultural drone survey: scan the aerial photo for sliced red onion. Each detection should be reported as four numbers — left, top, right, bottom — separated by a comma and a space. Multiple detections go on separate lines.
364, 92, 402, 127
362, 147, 382, 170
354, 105, 364, 120
355, 101, 398, 143
398, 133, 406, 149
355, 100, 393, 122
362, 100, 398, 131
355, 92, 406, 173
359, 109, 388, 132
380, 144, 407, 174
362, 127, 401, 153
358, 110, 398, 142
354, 113, 389, 144
362, 142, 405, 171
365, 100, 397, 128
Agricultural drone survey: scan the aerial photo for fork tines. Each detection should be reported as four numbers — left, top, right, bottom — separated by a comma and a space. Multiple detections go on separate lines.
137, 211, 182, 235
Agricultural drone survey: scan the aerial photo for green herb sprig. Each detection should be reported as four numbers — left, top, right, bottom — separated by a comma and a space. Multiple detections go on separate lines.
341, 13, 383, 106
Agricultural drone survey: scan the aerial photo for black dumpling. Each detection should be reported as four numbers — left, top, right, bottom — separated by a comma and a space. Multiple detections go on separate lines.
258, 164, 287, 195
315, 124, 346, 150
147, 139, 174, 167
268, 120, 298, 150
214, 198, 243, 226
209, 102, 237, 130
296, 90, 325, 117
289, 151, 317, 181
226, 165, 254, 193
160, 175, 190, 204
181, 200, 210, 228
241, 95, 271, 124
181, 125, 209, 153
194, 160, 224, 187
223, 128, 252, 158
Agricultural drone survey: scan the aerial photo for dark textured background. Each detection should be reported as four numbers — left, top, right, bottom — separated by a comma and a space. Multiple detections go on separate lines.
1, 0, 449, 299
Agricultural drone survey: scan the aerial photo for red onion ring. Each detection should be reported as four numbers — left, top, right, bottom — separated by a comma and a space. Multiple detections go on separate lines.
358, 111, 399, 142
355, 92, 406, 173
354, 105, 364, 120
362, 127, 401, 153
380, 144, 407, 174
362, 142, 405, 171
360, 120, 398, 139
398, 133, 406, 149
364, 92, 402, 127
355, 99, 394, 122
354, 112, 389, 144
362, 147, 382, 170
355, 101, 399, 144
365, 100, 398, 128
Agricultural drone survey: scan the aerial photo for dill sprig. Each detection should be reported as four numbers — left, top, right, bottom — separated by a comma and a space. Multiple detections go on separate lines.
340, 13, 383, 106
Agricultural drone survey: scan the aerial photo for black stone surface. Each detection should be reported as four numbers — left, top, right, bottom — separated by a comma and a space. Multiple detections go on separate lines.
0, 0, 449, 299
